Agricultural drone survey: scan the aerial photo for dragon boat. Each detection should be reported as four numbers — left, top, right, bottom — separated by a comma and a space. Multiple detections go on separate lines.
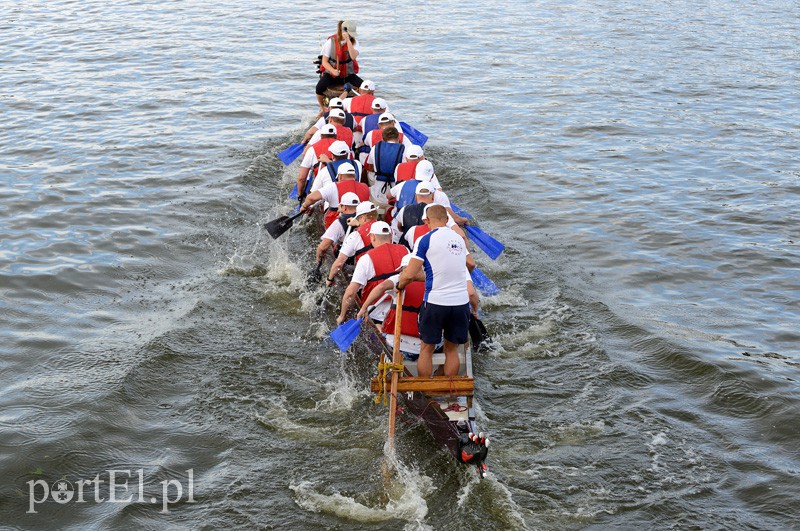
271, 84, 492, 477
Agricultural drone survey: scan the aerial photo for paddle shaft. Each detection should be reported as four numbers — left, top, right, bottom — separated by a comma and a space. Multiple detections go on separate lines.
387, 288, 404, 448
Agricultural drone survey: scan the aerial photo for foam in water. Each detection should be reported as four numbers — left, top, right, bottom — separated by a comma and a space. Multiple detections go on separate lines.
289, 450, 434, 526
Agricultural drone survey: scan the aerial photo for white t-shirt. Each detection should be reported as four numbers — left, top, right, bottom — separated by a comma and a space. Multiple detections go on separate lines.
338, 229, 368, 258
350, 253, 391, 322
411, 226, 470, 306
317, 181, 342, 209
321, 218, 349, 244
299, 147, 320, 169
321, 37, 360, 60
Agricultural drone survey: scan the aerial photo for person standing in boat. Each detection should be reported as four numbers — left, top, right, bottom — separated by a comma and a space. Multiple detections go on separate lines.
316, 20, 363, 115
398, 205, 471, 378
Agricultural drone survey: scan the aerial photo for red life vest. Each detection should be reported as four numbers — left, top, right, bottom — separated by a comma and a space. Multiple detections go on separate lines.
322, 34, 359, 79
382, 281, 425, 338
312, 137, 337, 176
360, 244, 408, 305
349, 94, 375, 117
368, 129, 404, 147
405, 224, 431, 249
350, 220, 376, 261
323, 181, 371, 228
395, 160, 420, 182
334, 124, 353, 147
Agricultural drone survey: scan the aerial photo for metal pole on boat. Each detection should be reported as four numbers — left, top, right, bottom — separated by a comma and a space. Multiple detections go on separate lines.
387, 288, 404, 448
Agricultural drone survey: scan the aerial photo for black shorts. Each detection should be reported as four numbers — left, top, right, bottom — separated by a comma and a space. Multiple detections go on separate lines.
418, 301, 470, 345
315, 73, 364, 96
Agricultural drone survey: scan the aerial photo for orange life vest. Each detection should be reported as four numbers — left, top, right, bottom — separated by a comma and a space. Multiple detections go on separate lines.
312, 137, 337, 176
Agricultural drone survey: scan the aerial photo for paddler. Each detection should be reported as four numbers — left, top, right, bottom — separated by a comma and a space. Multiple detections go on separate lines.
357, 253, 425, 359
326, 201, 379, 285
335, 221, 408, 325
300, 162, 369, 229
302, 98, 356, 146
309, 140, 360, 193
342, 79, 376, 119
313, 192, 361, 263
296, 124, 338, 202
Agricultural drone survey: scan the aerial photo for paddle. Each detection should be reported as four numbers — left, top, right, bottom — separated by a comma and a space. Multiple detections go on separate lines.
277, 142, 304, 165
399, 122, 428, 147
449, 203, 473, 220
263, 201, 318, 239
387, 288, 404, 450
465, 225, 505, 260
470, 267, 500, 296
330, 318, 363, 351
289, 184, 298, 200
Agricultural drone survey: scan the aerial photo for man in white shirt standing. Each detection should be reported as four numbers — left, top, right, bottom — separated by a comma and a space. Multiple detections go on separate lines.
398, 204, 471, 378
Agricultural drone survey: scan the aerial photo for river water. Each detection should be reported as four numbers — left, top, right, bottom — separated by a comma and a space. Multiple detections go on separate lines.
1, 1, 798, 529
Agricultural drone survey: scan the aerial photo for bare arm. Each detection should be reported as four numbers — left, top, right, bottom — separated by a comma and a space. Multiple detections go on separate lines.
357, 279, 394, 319
397, 257, 425, 290
337, 281, 362, 324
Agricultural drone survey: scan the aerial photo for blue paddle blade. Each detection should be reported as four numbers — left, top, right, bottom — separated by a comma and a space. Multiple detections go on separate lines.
330, 318, 363, 351
288, 183, 298, 200
450, 203, 473, 220
399, 121, 428, 147
471, 267, 500, 296
466, 225, 505, 260
277, 143, 304, 165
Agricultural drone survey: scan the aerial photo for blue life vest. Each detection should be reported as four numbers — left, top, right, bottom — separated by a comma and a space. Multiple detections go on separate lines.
361, 114, 381, 139
373, 142, 405, 183
396, 179, 420, 211
326, 159, 361, 183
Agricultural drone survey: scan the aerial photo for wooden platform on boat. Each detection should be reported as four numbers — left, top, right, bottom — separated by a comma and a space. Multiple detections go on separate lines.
370, 375, 474, 396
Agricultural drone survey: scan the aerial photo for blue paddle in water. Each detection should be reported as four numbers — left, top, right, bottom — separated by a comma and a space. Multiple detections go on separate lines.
277, 143, 304, 165
465, 225, 505, 260
330, 318, 363, 351
470, 267, 500, 296
399, 122, 428, 147
450, 203, 473, 220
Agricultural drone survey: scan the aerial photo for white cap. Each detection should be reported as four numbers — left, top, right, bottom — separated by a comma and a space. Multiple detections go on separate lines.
407, 145, 424, 159
415, 181, 435, 195
397, 253, 413, 270
378, 112, 395, 124
328, 108, 345, 119
320, 124, 337, 135
360, 79, 375, 91
371, 98, 387, 110
355, 201, 377, 216
369, 221, 392, 235
340, 192, 360, 207
336, 162, 356, 176
329, 140, 349, 156
341, 20, 358, 38
328, 97, 344, 109
415, 160, 435, 181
